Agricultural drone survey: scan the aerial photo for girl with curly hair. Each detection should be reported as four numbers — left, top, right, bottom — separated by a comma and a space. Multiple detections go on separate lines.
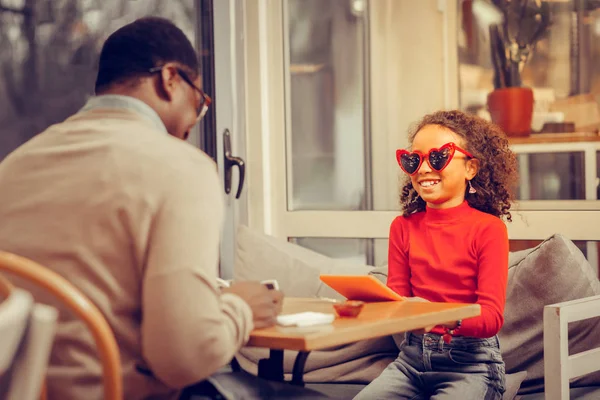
355, 110, 518, 400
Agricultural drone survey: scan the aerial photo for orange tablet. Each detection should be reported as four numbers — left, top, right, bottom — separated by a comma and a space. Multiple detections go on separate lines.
319, 275, 405, 302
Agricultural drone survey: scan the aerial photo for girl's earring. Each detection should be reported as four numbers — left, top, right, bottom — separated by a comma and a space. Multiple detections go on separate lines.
468, 180, 477, 194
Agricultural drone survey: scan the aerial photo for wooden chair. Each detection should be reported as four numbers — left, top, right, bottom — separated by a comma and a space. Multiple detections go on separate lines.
0, 251, 123, 400
0, 286, 58, 400
544, 294, 600, 400
0, 289, 32, 376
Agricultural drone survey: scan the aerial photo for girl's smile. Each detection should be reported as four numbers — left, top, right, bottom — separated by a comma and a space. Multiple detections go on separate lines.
417, 179, 441, 188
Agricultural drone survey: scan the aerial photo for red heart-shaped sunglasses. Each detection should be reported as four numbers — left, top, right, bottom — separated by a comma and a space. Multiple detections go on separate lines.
396, 142, 474, 175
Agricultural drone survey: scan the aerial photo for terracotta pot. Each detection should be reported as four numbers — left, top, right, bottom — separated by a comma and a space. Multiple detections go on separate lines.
487, 87, 534, 136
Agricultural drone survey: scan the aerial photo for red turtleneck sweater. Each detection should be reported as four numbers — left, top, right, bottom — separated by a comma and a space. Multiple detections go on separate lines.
387, 201, 509, 338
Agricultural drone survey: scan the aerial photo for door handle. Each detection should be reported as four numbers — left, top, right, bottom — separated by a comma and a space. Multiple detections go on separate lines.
223, 129, 245, 199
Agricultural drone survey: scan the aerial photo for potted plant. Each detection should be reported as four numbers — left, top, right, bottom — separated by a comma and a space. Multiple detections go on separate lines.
486, 0, 551, 136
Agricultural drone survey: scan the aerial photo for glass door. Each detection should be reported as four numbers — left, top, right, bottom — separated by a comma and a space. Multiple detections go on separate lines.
207, 0, 248, 279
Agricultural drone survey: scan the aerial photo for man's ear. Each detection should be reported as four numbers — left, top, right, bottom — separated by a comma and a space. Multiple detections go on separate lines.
465, 158, 480, 180
158, 66, 179, 102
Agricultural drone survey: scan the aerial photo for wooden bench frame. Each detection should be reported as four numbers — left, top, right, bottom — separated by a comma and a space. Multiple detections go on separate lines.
544, 295, 600, 399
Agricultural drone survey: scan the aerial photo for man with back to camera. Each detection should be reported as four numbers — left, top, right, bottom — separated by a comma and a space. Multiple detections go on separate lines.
0, 17, 329, 399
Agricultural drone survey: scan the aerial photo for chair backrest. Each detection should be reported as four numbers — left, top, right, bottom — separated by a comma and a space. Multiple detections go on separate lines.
544, 294, 600, 400
0, 288, 58, 400
0, 273, 13, 299
0, 251, 123, 400
0, 289, 33, 375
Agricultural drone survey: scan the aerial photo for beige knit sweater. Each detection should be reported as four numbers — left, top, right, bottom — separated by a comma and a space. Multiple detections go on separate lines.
0, 106, 253, 400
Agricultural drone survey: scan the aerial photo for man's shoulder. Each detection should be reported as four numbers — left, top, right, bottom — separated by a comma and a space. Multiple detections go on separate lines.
115, 132, 218, 194
17, 114, 217, 190
68, 108, 215, 167
1, 112, 218, 186
136, 133, 215, 170
77, 113, 218, 175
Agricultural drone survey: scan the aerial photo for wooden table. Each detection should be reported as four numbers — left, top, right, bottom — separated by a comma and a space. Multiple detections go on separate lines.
246, 298, 481, 385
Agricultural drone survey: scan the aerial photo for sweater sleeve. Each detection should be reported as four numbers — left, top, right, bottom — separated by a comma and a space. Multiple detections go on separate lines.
458, 218, 509, 338
386, 216, 412, 297
140, 155, 253, 389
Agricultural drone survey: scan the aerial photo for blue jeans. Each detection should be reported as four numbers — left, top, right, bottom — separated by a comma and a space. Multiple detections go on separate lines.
354, 332, 506, 400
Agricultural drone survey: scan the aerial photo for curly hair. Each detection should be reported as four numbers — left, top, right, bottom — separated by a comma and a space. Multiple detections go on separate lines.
399, 110, 518, 221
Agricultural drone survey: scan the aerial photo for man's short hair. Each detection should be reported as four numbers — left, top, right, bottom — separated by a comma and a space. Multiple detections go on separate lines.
95, 17, 199, 93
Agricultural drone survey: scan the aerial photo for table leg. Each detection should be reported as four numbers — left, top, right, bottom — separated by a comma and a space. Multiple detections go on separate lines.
257, 350, 312, 386
291, 351, 311, 386
258, 349, 284, 381
230, 356, 241, 372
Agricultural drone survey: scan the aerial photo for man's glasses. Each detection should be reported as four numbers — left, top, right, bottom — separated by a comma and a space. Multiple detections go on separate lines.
396, 142, 474, 175
149, 66, 212, 122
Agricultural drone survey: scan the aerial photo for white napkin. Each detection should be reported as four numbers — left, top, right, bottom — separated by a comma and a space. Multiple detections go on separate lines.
276, 312, 335, 327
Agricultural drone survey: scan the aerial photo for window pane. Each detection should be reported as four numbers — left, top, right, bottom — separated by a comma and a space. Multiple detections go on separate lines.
0, 0, 196, 160
458, 0, 600, 203
458, 0, 600, 113
291, 238, 369, 265
289, 238, 389, 267
516, 152, 585, 200
282, 1, 600, 212
285, 0, 368, 211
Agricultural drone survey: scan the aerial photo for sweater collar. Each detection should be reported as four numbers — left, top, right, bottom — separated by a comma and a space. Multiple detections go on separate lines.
424, 201, 472, 222
79, 95, 168, 134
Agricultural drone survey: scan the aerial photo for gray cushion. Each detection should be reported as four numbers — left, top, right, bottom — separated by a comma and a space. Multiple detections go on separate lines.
499, 234, 600, 394
504, 371, 528, 400
234, 225, 372, 300
519, 386, 600, 400
368, 264, 388, 284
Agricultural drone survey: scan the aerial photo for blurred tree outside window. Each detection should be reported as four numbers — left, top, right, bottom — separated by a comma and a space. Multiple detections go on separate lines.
0, 0, 195, 159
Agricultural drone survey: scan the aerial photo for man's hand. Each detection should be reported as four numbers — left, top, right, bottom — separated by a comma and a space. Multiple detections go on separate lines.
223, 281, 284, 329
